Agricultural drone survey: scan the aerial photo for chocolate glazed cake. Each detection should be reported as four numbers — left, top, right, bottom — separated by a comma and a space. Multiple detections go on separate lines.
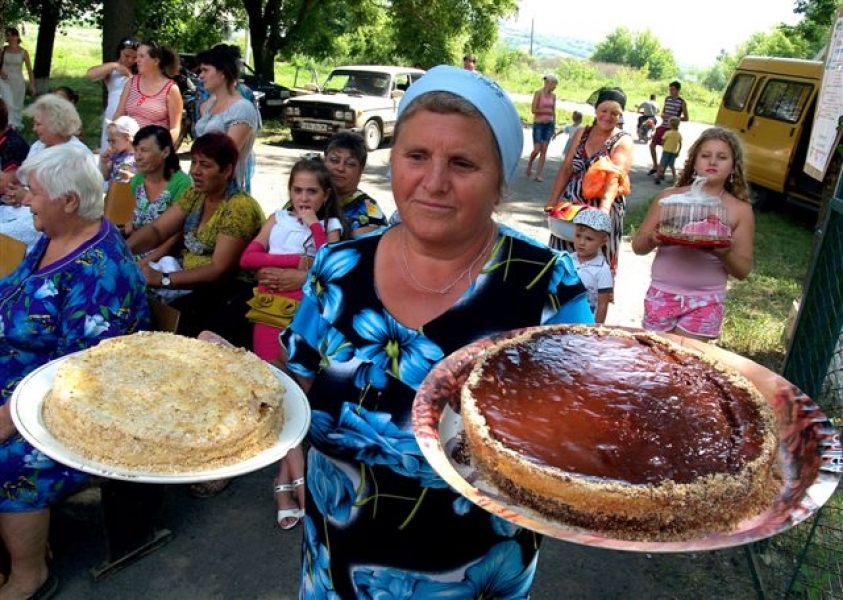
461, 325, 780, 541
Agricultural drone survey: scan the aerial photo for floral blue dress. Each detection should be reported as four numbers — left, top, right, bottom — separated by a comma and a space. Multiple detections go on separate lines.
0, 219, 150, 511
282, 224, 593, 598
341, 190, 387, 234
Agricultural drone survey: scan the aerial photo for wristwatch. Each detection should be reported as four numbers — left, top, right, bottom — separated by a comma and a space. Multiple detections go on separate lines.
161, 275, 171, 288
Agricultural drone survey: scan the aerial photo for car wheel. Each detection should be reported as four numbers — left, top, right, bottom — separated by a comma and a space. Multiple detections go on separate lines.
291, 130, 313, 146
363, 120, 382, 151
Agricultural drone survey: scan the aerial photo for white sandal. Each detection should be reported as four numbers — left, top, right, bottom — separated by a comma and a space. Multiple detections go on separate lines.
274, 477, 305, 529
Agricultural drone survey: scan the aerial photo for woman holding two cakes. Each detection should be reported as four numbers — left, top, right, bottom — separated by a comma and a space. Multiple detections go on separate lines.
280, 66, 593, 597
0, 144, 150, 599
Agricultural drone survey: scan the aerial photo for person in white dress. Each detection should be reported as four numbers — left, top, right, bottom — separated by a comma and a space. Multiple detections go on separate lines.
0, 27, 36, 130
86, 37, 139, 153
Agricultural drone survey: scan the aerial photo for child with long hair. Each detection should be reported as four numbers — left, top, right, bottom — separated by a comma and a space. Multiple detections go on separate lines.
239, 157, 343, 528
240, 157, 344, 360
632, 127, 755, 342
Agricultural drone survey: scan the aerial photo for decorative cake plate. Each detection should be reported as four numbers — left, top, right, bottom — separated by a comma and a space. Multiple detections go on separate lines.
654, 231, 732, 249
412, 326, 842, 553
11, 355, 311, 483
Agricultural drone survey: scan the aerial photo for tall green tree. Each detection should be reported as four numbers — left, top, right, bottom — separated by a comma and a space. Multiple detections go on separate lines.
783, 0, 843, 57
700, 0, 841, 92
591, 27, 677, 79
102, 0, 136, 63
135, 0, 240, 52
11, 0, 99, 90
388, 0, 518, 68
241, 0, 517, 81
591, 27, 634, 65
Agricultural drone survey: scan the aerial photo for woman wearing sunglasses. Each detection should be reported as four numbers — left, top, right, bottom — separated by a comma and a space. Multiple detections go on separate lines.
86, 36, 140, 153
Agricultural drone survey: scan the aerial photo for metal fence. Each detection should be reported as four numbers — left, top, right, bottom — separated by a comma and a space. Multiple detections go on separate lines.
754, 176, 843, 599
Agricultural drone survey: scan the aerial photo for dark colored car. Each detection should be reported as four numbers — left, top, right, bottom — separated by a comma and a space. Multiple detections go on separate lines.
178, 53, 291, 119
239, 63, 291, 117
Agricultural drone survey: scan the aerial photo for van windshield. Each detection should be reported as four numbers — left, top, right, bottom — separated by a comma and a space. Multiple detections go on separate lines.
724, 74, 755, 111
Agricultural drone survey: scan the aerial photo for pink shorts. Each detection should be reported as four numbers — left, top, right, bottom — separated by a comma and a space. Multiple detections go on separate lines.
642, 286, 725, 339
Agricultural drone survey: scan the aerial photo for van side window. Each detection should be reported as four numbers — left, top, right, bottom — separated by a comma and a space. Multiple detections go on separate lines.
754, 79, 812, 124
724, 74, 756, 111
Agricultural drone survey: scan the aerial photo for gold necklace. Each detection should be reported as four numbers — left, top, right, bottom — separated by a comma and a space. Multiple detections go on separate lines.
400, 226, 496, 295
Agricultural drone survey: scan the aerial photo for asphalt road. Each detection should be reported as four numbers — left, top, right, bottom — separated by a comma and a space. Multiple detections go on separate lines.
47, 114, 759, 600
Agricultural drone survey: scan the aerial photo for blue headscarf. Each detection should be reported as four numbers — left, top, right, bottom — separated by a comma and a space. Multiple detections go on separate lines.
397, 65, 523, 183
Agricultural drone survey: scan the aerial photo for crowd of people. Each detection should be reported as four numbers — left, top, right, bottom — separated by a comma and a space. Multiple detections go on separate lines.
0, 33, 757, 597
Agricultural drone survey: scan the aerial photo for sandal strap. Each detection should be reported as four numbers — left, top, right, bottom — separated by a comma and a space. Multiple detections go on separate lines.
292, 477, 305, 487
276, 507, 304, 530
274, 483, 295, 493
277, 507, 305, 520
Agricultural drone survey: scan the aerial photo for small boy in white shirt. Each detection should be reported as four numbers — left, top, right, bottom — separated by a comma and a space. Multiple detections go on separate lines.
571, 208, 613, 323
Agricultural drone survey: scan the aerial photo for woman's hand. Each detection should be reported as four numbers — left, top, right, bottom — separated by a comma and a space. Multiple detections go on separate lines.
140, 264, 165, 287
3, 181, 23, 207
257, 266, 307, 293
297, 255, 314, 271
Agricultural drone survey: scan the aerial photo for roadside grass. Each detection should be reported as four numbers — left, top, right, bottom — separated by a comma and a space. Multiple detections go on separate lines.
624, 200, 814, 371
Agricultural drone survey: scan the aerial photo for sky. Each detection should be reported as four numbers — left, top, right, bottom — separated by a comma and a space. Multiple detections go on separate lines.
507, 0, 803, 67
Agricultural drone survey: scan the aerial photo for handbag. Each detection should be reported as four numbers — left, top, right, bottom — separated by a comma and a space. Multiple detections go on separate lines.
245, 289, 300, 329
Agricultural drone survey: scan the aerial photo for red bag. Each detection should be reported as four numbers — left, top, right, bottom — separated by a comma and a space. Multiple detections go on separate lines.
582, 156, 631, 200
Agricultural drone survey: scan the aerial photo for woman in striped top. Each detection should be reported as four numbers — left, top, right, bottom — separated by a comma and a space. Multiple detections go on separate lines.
113, 40, 183, 147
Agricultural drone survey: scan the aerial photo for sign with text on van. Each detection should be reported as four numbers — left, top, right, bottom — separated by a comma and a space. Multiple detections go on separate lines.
805, 6, 843, 181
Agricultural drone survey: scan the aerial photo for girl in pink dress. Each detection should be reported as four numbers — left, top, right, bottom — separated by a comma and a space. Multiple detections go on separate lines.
240, 158, 344, 529
632, 127, 755, 341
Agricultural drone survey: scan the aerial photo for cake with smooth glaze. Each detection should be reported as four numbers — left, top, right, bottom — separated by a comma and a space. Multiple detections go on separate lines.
461, 325, 780, 541
43, 332, 285, 473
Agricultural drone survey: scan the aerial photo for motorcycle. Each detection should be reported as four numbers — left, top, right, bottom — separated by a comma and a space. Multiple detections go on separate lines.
637, 116, 657, 144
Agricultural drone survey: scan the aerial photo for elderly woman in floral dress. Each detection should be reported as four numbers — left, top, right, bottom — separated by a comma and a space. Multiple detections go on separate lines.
0, 144, 149, 599
281, 66, 593, 598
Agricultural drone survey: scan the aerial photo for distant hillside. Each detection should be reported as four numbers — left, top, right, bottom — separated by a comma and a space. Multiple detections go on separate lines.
498, 21, 595, 59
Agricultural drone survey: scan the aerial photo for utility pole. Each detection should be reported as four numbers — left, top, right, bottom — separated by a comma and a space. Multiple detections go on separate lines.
530, 18, 534, 56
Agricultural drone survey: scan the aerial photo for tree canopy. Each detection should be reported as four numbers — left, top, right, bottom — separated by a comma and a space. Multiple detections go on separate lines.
700, 0, 841, 91
5, 0, 517, 83
590, 27, 678, 80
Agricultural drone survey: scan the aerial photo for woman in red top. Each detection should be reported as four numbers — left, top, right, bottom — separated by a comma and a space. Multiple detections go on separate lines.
114, 40, 183, 146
